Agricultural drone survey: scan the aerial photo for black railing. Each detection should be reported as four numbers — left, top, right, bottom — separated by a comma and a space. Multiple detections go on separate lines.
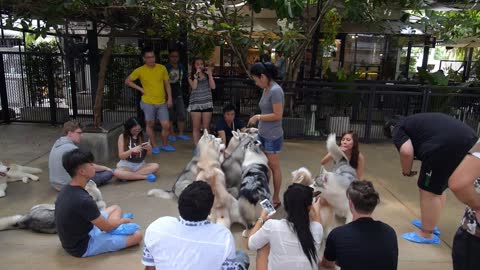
1, 51, 479, 142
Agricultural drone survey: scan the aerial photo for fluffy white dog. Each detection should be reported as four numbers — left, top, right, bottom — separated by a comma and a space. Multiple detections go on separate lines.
0, 162, 42, 197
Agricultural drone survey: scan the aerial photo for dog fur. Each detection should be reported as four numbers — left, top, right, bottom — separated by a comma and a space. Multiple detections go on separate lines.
0, 180, 106, 233
291, 167, 344, 238
313, 134, 358, 224
238, 140, 271, 231
222, 132, 256, 198
0, 162, 42, 198
147, 130, 225, 200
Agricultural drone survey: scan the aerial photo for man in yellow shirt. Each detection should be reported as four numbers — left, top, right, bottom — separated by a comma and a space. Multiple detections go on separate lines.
125, 47, 174, 153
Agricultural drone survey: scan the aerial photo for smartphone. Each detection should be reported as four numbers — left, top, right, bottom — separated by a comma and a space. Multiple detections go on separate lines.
260, 199, 276, 216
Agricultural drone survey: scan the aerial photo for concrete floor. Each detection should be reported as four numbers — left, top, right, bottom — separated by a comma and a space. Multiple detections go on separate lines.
0, 123, 464, 270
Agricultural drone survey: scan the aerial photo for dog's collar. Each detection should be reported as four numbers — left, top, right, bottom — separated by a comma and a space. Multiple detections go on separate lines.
177, 217, 211, 227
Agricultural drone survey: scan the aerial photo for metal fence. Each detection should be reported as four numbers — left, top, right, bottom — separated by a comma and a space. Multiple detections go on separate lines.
1, 51, 479, 142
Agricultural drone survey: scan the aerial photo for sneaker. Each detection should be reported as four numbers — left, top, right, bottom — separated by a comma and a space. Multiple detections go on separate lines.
411, 219, 441, 236
152, 147, 161, 155
146, 173, 157, 182
168, 135, 177, 142
401, 231, 440, 245
177, 135, 190, 141
161, 145, 176, 152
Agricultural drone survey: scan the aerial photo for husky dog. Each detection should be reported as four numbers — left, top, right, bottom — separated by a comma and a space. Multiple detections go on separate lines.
291, 167, 343, 238
196, 132, 245, 228
222, 132, 256, 198
238, 140, 271, 231
148, 130, 225, 200
0, 162, 43, 198
313, 133, 358, 224
0, 180, 105, 233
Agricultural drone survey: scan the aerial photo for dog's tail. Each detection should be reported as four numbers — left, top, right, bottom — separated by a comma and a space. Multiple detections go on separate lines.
147, 189, 175, 200
0, 215, 25, 231
327, 133, 349, 163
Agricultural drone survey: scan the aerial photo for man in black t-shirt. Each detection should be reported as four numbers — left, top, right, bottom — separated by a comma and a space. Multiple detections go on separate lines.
384, 113, 479, 244
55, 149, 142, 257
321, 180, 398, 270
215, 104, 246, 146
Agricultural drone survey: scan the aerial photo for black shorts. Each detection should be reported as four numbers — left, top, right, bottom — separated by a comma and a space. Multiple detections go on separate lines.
190, 108, 213, 113
418, 150, 467, 195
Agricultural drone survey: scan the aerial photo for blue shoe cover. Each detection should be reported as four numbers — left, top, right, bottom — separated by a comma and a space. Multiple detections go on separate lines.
401, 231, 440, 245
110, 223, 140, 235
411, 219, 441, 236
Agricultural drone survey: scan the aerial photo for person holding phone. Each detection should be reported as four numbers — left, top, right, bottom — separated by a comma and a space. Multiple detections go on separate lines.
248, 184, 323, 270
187, 58, 216, 152
114, 117, 159, 181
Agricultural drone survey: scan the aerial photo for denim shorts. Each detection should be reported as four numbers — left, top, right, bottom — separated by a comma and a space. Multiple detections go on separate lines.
140, 101, 169, 122
258, 135, 283, 154
117, 160, 145, 172
82, 212, 127, 257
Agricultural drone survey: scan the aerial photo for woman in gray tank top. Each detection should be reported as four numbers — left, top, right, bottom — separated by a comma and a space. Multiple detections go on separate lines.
115, 117, 160, 181
248, 62, 284, 208
247, 61, 285, 270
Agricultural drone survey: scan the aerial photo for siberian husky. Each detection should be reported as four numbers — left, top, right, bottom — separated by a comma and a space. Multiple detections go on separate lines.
0, 162, 42, 198
147, 130, 225, 199
0, 180, 106, 233
238, 140, 271, 233
313, 133, 358, 223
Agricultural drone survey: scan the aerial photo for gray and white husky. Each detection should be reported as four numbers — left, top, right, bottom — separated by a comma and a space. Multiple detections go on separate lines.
0, 180, 106, 233
148, 130, 225, 199
313, 133, 358, 223
222, 132, 256, 198
238, 140, 271, 231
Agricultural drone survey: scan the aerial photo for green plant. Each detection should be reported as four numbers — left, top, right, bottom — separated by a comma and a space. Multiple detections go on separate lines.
24, 42, 63, 106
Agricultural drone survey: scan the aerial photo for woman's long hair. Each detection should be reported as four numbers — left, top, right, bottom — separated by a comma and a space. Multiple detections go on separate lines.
123, 117, 144, 151
340, 130, 360, 169
284, 184, 318, 266
190, 57, 204, 80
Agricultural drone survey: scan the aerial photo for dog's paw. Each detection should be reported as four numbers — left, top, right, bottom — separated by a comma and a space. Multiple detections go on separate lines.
31, 176, 39, 181
0, 189, 5, 197
241, 229, 249, 238
22, 177, 29, 183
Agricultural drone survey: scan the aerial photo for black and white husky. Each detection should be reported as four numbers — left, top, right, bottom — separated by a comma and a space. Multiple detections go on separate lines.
238, 140, 271, 231
0, 180, 106, 233
314, 133, 358, 223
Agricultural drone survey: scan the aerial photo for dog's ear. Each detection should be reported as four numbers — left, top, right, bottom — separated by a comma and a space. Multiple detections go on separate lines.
203, 129, 209, 137
232, 131, 239, 138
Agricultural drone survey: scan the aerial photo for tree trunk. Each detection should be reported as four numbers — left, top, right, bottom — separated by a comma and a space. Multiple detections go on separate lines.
93, 31, 115, 128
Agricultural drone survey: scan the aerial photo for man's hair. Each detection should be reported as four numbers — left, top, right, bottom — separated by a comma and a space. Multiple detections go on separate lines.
141, 46, 154, 56
168, 48, 180, 55
62, 149, 94, 178
223, 104, 236, 114
63, 120, 82, 135
346, 180, 380, 214
178, 181, 214, 222
383, 115, 405, 138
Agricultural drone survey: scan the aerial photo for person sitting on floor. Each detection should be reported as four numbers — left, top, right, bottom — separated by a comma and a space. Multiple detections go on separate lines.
320, 180, 398, 270
49, 120, 115, 191
215, 104, 246, 146
114, 117, 159, 181
142, 181, 249, 270
55, 149, 142, 257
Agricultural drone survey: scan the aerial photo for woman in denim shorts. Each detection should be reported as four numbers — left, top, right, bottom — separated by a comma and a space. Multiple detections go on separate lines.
115, 117, 159, 181
248, 62, 284, 209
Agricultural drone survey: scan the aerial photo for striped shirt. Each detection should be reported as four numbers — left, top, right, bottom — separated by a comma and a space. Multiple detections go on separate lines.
188, 78, 213, 111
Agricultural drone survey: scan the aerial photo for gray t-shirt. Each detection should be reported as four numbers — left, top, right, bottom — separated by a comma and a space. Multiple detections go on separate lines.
258, 82, 284, 140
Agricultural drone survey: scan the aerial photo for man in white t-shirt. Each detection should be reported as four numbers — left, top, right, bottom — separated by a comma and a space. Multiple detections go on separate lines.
142, 181, 249, 270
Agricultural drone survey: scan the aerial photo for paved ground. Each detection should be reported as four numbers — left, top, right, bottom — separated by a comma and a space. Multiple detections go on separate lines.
0, 123, 464, 270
